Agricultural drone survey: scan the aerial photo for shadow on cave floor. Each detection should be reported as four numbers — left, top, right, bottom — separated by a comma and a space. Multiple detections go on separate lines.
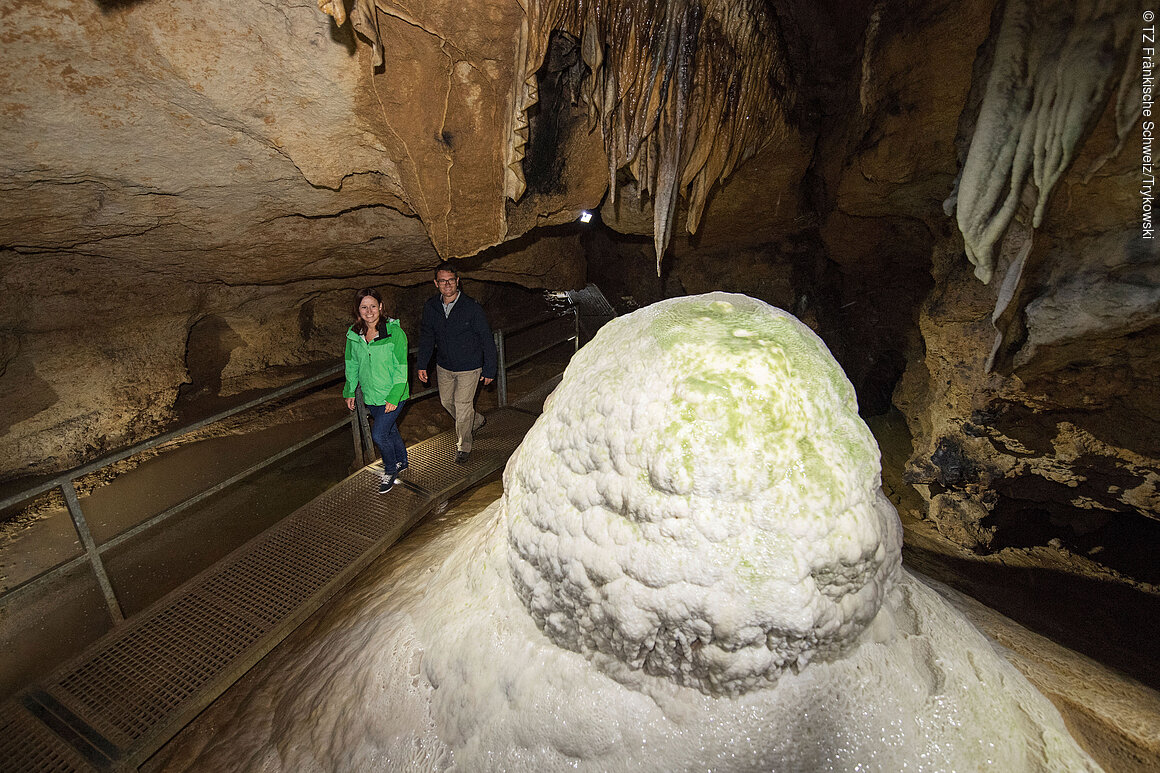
901, 540, 1160, 690
869, 410, 1160, 692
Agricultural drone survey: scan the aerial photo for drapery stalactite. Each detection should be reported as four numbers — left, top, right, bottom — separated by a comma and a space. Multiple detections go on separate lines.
508, 0, 792, 270
316, 0, 791, 267
948, 0, 1141, 285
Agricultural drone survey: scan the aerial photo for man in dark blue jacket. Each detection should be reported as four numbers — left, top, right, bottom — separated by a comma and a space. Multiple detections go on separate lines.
417, 261, 498, 463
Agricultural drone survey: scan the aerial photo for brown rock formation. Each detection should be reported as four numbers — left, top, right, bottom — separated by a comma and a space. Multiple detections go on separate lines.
0, 0, 590, 474
887, 1, 1158, 557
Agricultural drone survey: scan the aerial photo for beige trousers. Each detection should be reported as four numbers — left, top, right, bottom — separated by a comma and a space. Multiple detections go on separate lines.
436, 365, 485, 452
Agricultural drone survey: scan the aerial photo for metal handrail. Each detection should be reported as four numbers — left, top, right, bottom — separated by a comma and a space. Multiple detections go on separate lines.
0, 306, 580, 626
0, 312, 573, 513
0, 415, 356, 610
0, 365, 345, 514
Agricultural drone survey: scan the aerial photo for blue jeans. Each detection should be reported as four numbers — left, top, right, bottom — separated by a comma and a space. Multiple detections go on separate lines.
366, 401, 408, 472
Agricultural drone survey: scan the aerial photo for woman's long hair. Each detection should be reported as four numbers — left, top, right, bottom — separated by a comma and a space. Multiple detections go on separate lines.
351, 288, 383, 336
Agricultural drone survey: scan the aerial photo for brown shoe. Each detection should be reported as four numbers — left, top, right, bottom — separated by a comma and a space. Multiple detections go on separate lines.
455, 450, 469, 464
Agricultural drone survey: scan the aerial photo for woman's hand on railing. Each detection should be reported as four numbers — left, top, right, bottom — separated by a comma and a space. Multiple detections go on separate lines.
345, 397, 356, 411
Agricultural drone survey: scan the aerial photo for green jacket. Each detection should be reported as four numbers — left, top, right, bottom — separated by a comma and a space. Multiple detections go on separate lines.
343, 319, 411, 406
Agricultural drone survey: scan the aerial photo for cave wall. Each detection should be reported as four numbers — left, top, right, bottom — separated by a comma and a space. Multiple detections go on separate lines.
895, 120, 1159, 551
854, 0, 1159, 549
815, 0, 1157, 549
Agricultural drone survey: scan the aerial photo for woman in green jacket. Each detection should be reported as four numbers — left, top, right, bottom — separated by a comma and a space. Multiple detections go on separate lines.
344, 288, 411, 493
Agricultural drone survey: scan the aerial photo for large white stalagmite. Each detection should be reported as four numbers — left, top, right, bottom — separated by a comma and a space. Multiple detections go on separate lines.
156, 294, 1101, 772
505, 294, 900, 696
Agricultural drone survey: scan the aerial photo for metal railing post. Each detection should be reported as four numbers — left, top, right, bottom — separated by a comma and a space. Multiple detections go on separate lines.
349, 401, 364, 468
494, 329, 507, 407
356, 387, 375, 466
573, 305, 581, 351
60, 481, 125, 624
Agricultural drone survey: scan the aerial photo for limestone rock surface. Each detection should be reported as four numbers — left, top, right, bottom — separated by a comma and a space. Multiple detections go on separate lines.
0, 0, 586, 476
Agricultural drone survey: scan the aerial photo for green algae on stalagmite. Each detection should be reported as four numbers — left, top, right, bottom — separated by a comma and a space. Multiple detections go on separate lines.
505, 293, 898, 695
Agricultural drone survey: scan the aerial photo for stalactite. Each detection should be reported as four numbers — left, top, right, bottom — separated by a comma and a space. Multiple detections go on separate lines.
317, 0, 788, 269
320, 0, 385, 67
509, 0, 790, 272
950, 0, 1140, 284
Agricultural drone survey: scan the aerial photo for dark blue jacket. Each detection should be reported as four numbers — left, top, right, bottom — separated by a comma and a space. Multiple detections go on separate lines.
416, 292, 497, 378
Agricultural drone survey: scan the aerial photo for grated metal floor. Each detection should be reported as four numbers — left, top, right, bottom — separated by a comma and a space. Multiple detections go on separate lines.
567, 283, 618, 339
2, 405, 539, 772
0, 699, 92, 772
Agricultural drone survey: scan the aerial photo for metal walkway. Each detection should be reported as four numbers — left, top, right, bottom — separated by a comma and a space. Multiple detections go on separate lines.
566, 284, 618, 339
0, 391, 551, 772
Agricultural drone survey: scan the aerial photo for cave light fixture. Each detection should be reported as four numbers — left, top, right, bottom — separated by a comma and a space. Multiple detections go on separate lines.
579, 210, 593, 223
